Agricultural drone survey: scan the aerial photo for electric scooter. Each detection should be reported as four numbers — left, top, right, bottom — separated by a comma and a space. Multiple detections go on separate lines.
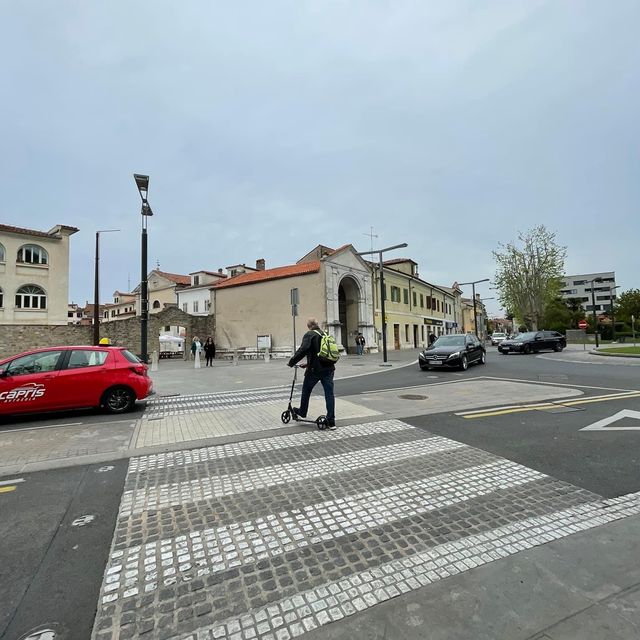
281, 365, 329, 430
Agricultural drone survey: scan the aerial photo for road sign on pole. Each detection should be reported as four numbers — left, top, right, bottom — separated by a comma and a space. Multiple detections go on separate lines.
290, 288, 299, 350
578, 319, 587, 329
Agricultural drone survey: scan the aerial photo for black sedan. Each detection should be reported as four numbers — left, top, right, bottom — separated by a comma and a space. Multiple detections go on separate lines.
498, 331, 566, 355
419, 334, 486, 371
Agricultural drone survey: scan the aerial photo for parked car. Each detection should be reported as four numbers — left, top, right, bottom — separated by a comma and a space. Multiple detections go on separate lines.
0, 346, 153, 416
490, 332, 508, 346
498, 331, 566, 355
419, 334, 486, 371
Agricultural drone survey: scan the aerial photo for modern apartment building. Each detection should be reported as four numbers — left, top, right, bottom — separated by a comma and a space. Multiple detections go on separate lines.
0, 223, 78, 325
559, 272, 617, 313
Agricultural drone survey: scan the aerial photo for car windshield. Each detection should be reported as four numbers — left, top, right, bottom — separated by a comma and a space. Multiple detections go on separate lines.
432, 336, 465, 347
513, 332, 538, 341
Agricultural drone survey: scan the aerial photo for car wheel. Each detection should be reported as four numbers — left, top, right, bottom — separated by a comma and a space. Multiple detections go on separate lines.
459, 356, 468, 371
523, 345, 531, 355
102, 386, 135, 414
553, 343, 562, 352
479, 351, 486, 365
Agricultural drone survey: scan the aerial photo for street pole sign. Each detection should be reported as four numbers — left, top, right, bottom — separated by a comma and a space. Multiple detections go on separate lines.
578, 319, 587, 329
290, 288, 299, 350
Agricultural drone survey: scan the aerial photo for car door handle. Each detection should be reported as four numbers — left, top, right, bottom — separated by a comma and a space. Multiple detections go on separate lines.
42, 374, 57, 379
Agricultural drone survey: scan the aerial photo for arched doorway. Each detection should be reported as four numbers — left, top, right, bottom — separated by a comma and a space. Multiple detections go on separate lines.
338, 276, 361, 354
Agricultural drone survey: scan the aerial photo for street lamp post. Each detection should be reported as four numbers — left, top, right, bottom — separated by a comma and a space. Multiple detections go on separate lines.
134, 174, 154, 363
93, 229, 120, 345
609, 285, 621, 342
357, 243, 408, 364
589, 277, 603, 348
459, 279, 490, 337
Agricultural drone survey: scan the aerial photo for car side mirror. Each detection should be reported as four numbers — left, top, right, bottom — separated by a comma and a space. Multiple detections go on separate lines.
0, 369, 8, 378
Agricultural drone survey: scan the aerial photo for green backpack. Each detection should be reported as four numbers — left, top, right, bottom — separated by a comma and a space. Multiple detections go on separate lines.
314, 330, 340, 363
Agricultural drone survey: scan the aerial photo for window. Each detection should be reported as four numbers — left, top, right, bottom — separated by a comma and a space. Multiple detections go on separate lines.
412, 291, 417, 307
5, 350, 63, 376
15, 284, 47, 309
436, 300, 440, 312
182, 303, 188, 312
421, 325, 424, 341
17, 244, 48, 265
403, 289, 409, 305
405, 324, 410, 341
193, 300, 199, 313
165, 325, 171, 331
419, 294, 424, 308
204, 300, 210, 311
390, 286, 401, 302
0, 287, 3, 308
193, 275, 200, 286
111, 310, 116, 317
152, 300, 161, 309
0, 243, 5, 262
66, 350, 108, 369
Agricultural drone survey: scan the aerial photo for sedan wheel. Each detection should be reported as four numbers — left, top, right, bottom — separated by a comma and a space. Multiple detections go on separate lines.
553, 343, 563, 352
523, 345, 531, 355
459, 355, 468, 371
102, 387, 135, 414
479, 351, 486, 365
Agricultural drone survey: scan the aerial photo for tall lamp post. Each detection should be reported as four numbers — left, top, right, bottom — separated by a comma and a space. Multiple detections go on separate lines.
134, 174, 154, 363
609, 285, 621, 342
589, 277, 603, 347
93, 229, 120, 345
459, 278, 490, 337
357, 243, 408, 364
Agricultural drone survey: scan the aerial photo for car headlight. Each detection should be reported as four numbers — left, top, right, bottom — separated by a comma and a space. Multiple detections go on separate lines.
448, 351, 460, 359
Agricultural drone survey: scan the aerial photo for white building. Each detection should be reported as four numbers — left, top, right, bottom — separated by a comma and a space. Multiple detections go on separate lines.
0, 223, 78, 325
177, 270, 227, 316
559, 272, 617, 313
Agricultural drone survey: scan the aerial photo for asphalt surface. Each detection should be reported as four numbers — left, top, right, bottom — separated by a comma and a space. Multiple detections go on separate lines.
0, 461, 128, 640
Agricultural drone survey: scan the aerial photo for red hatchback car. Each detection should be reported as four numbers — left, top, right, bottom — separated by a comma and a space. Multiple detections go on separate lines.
0, 346, 153, 416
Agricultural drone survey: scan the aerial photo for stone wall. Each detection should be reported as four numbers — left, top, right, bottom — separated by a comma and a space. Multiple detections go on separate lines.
0, 308, 215, 360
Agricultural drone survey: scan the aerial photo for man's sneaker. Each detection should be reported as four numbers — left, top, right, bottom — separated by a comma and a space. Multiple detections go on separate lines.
326, 420, 337, 431
292, 407, 306, 420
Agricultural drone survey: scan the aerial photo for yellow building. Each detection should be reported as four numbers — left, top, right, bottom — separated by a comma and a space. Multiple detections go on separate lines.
369, 259, 462, 350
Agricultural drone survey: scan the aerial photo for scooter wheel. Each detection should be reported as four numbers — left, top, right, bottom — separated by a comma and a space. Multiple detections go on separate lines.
316, 416, 328, 430
281, 411, 291, 424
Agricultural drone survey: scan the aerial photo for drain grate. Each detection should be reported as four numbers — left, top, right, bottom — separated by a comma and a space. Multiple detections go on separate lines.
398, 394, 428, 400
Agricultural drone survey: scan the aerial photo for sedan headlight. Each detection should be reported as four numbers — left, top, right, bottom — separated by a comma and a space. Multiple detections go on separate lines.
448, 351, 460, 359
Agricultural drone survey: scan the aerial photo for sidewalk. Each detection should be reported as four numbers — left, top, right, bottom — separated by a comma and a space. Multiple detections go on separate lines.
149, 350, 419, 396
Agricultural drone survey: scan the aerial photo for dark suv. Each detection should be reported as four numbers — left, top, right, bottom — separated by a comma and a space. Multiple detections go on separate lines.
498, 331, 566, 355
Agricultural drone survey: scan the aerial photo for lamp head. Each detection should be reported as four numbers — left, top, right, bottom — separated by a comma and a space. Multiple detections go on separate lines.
134, 174, 150, 201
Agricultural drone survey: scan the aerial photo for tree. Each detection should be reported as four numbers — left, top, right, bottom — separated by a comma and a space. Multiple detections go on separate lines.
540, 297, 571, 333
616, 289, 640, 324
492, 226, 567, 331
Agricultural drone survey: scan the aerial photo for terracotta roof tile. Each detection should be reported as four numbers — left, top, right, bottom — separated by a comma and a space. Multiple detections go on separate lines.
154, 270, 191, 286
0, 224, 59, 239
215, 261, 320, 289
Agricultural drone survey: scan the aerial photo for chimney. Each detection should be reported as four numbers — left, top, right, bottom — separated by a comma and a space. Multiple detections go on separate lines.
218, 268, 223, 274
256, 258, 266, 271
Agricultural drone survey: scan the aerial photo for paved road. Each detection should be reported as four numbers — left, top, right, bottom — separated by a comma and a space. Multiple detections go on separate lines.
1, 350, 639, 639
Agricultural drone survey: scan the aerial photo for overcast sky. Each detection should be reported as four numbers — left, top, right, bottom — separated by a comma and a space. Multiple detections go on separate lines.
2, 1, 638, 316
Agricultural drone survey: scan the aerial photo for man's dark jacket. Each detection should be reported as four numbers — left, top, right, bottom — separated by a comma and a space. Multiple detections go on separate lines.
288, 326, 335, 373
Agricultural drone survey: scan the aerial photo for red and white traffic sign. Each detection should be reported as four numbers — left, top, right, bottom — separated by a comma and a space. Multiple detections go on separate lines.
578, 319, 588, 329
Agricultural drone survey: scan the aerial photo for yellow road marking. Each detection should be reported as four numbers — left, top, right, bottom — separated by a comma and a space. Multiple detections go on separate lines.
461, 391, 640, 419
0, 485, 16, 493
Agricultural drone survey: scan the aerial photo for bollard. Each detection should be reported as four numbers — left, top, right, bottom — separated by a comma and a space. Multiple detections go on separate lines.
151, 350, 159, 372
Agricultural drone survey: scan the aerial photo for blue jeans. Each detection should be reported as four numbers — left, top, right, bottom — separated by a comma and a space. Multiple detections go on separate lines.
298, 368, 335, 422
356, 344, 364, 355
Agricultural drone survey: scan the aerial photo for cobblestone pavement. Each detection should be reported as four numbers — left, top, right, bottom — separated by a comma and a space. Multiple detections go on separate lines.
135, 388, 380, 449
92, 419, 640, 640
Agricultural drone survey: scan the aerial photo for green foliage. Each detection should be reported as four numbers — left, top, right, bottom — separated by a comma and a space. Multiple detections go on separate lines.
616, 289, 640, 324
493, 226, 566, 330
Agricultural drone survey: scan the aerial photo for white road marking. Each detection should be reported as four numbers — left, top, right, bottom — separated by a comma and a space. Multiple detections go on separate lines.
0, 418, 136, 434
481, 375, 638, 393
581, 409, 640, 432
0, 477, 25, 486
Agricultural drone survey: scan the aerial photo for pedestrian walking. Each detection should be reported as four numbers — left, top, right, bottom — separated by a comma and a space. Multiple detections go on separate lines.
287, 317, 337, 430
429, 332, 437, 346
203, 337, 216, 367
191, 336, 201, 359
355, 332, 366, 356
